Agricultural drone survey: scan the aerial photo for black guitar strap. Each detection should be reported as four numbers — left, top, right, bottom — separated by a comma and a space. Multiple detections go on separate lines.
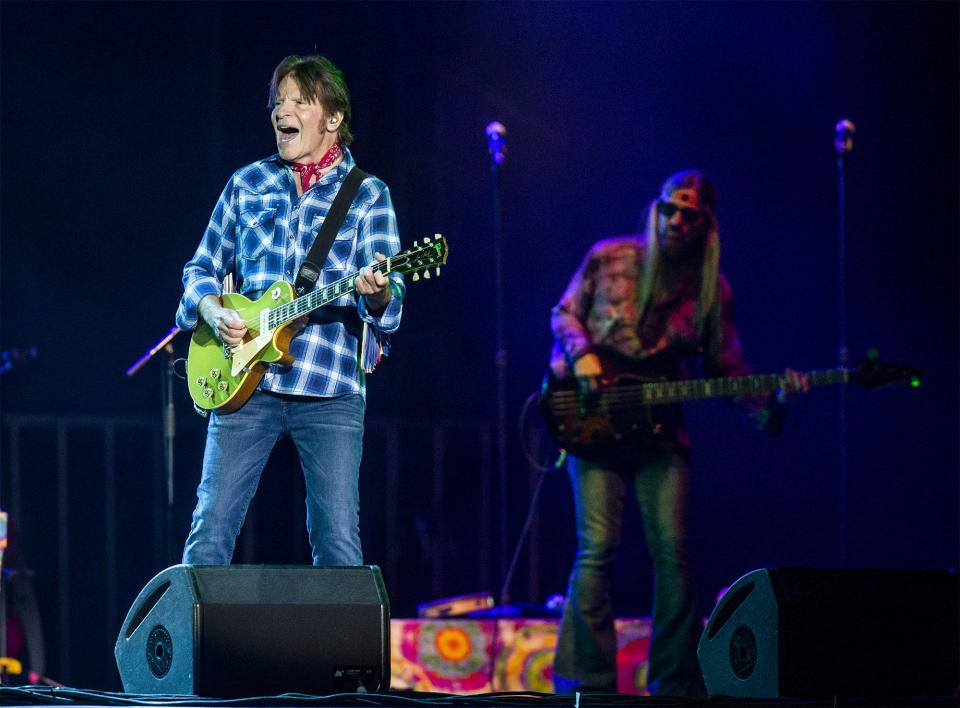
294, 165, 368, 295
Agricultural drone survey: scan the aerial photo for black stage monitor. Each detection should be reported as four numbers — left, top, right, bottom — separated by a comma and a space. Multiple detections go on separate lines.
698, 567, 958, 698
115, 564, 390, 697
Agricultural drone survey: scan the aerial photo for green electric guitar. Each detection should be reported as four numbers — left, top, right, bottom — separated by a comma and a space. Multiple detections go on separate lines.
187, 235, 448, 413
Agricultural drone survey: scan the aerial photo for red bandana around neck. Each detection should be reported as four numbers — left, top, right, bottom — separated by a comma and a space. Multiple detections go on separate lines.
289, 142, 343, 191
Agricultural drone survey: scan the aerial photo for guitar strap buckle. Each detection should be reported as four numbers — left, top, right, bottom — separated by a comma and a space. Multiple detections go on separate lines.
296, 263, 320, 296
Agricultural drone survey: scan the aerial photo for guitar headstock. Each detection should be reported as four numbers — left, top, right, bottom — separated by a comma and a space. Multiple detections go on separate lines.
851, 358, 922, 390
389, 234, 448, 282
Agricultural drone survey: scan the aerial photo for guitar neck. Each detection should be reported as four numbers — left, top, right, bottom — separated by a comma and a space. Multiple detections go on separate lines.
641, 368, 850, 404
267, 261, 392, 329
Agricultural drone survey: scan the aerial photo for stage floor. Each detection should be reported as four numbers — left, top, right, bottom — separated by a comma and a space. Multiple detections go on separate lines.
1, 686, 958, 708
5, 618, 956, 707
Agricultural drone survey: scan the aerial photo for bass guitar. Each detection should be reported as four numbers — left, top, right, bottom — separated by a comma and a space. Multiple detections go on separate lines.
539, 356, 921, 457
187, 235, 448, 413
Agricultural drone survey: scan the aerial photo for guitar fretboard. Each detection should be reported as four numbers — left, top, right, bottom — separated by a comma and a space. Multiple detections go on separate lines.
638, 368, 850, 404
266, 260, 393, 330
256, 236, 445, 331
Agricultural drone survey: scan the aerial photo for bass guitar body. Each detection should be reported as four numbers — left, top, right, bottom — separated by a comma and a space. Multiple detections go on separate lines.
539, 372, 676, 458
186, 282, 297, 414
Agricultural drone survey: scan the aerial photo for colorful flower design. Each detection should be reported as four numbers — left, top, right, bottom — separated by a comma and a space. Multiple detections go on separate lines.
392, 619, 493, 693
391, 618, 652, 695
616, 618, 652, 694
493, 620, 558, 692
435, 626, 473, 663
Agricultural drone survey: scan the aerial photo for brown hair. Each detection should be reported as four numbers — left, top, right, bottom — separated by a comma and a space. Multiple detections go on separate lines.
268, 55, 354, 146
638, 169, 721, 340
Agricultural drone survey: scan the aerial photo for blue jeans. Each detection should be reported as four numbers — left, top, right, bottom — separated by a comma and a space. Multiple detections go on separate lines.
553, 451, 706, 698
182, 390, 365, 566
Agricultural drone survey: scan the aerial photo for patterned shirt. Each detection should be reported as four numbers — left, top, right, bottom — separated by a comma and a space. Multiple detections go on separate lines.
550, 235, 780, 447
176, 147, 404, 398
550, 236, 747, 380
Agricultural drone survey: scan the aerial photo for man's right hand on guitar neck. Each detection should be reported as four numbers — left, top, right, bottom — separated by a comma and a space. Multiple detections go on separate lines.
199, 295, 247, 346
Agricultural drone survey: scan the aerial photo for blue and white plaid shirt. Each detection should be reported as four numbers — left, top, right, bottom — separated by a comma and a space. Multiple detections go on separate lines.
176, 147, 404, 398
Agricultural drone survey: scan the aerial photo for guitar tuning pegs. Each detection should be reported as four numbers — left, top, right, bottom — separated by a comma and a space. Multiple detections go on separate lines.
413, 240, 419, 248
423, 269, 431, 279
435, 266, 441, 276
412, 272, 420, 282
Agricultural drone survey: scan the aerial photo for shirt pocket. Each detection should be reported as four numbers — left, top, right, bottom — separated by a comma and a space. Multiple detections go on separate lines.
238, 205, 279, 261
309, 213, 358, 270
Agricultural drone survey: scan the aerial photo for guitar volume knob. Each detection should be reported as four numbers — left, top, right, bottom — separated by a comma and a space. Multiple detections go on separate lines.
209, 369, 221, 379
196, 376, 207, 386
217, 381, 229, 392
202, 388, 214, 399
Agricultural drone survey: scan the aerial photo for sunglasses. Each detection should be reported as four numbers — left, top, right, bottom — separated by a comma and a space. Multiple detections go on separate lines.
657, 200, 704, 223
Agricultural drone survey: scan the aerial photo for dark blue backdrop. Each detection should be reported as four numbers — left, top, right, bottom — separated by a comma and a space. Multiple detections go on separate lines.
1, 1, 957, 690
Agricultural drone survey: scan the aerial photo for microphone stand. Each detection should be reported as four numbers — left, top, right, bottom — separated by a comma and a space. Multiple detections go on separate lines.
486, 122, 542, 611
834, 120, 855, 567
488, 134, 509, 602
126, 326, 181, 567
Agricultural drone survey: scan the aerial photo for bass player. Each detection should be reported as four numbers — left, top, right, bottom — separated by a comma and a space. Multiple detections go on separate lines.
549, 169, 807, 697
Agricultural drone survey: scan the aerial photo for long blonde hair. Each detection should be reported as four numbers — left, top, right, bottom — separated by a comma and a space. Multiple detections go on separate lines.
637, 170, 721, 340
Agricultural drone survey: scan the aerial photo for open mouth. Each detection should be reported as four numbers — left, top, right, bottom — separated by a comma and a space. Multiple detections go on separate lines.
277, 125, 299, 144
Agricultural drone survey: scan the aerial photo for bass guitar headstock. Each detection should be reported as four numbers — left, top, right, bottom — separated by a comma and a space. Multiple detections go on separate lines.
851, 358, 922, 389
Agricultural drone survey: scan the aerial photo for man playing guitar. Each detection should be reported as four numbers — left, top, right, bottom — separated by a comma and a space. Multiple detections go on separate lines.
175, 55, 403, 567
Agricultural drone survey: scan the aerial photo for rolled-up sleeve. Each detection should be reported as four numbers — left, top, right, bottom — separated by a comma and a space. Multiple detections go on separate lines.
356, 184, 404, 334
550, 246, 597, 376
